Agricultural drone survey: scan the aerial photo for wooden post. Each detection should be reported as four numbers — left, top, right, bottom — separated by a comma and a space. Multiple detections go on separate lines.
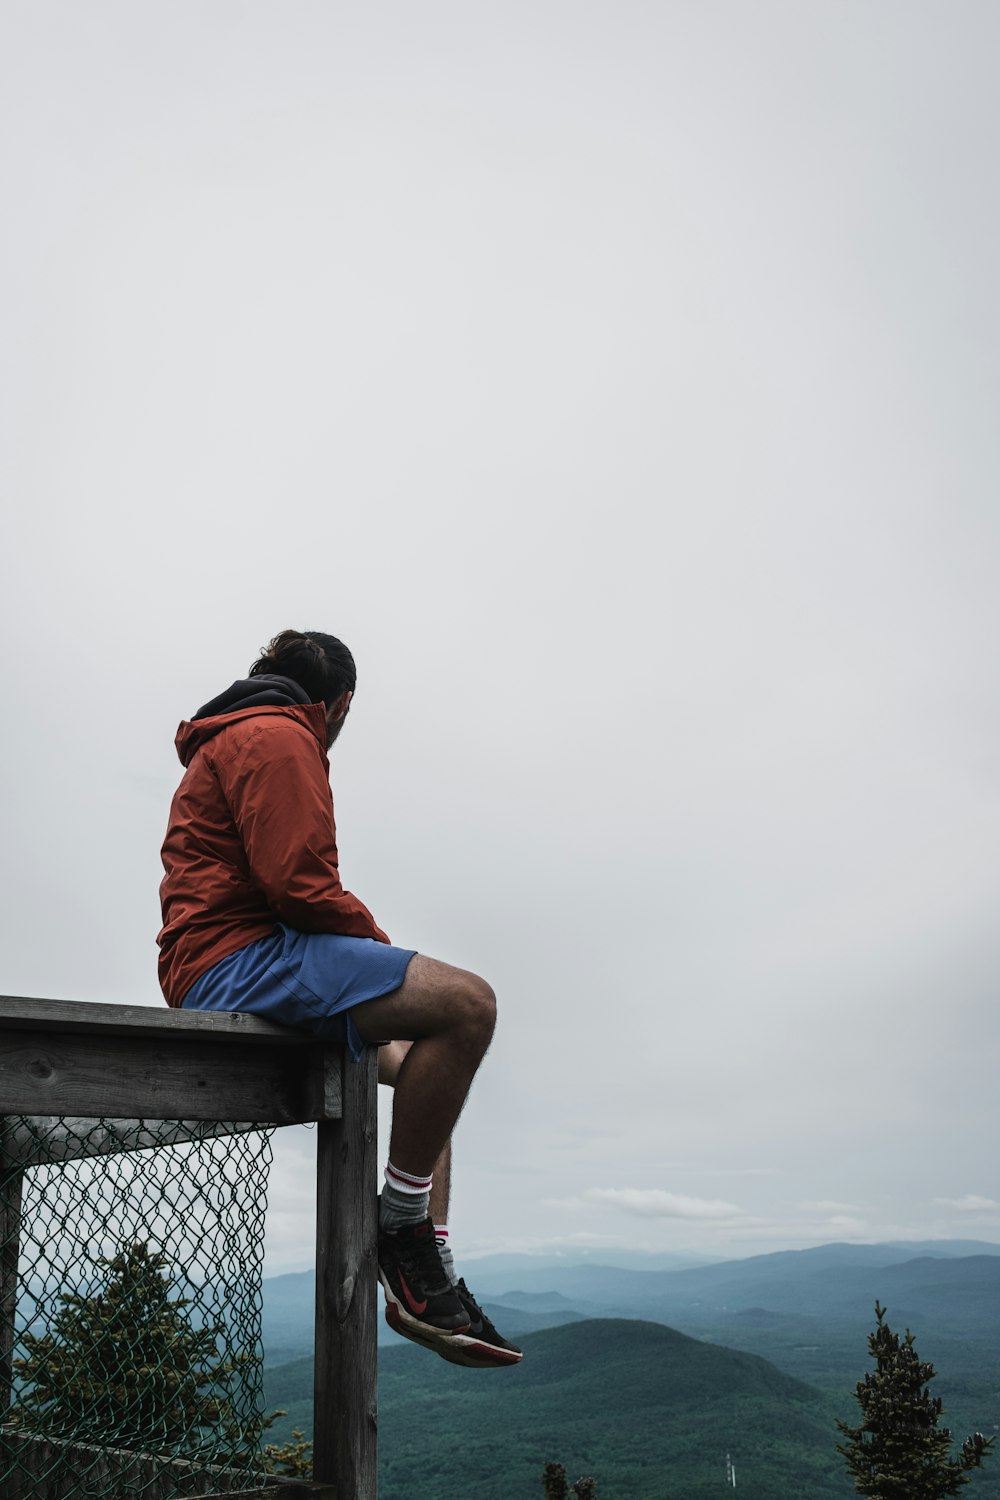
0, 1124, 23, 1419
313, 1046, 378, 1497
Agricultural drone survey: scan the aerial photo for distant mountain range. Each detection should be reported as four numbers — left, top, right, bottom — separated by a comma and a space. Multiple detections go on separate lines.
465, 1242, 1000, 1335
261, 1240, 1000, 1498
262, 1238, 1000, 1363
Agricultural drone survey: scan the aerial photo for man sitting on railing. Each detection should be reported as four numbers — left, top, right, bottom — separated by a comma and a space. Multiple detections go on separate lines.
157, 628, 521, 1369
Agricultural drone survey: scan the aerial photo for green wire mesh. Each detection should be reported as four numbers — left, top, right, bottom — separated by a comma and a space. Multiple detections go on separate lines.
0, 1117, 274, 1500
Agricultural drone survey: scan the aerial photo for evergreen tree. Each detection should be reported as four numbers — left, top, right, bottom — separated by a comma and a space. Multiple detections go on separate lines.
542, 1460, 568, 1499
542, 1460, 598, 1498
836, 1301, 994, 1499
263, 1426, 312, 1478
12, 1240, 250, 1456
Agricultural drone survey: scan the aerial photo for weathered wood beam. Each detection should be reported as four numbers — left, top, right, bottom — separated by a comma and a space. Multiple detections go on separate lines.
0, 1422, 339, 1498
0, 1429, 339, 1500
266, 1482, 338, 1498
0, 1146, 23, 1418
197, 1491, 287, 1500
0, 1426, 261, 1498
200, 1487, 337, 1500
313, 1046, 378, 1497
0, 1029, 342, 1123
0, 995, 310, 1046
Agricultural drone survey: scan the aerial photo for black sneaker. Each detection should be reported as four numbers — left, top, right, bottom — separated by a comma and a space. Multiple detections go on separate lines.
444, 1279, 523, 1367
384, 1276, 523, 1368
378, 1218, 471, 1343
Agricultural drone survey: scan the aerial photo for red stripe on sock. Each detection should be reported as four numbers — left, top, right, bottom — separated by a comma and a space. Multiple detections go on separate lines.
385, 1162, 433, 1193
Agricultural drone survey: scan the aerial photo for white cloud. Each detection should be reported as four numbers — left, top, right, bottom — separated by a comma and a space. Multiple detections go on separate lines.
800, 1199, 864, 1215
586, 1188, 744, 1221
463, 1230, 632, 1258
934, 1195, 1000, 1213
825, 1215, 868, 1233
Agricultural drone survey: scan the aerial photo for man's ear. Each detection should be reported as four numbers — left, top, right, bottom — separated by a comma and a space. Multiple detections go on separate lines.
330, 689, 353, 719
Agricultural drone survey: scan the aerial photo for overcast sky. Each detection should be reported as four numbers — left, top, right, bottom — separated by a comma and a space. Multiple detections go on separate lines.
3, 1, 999, 1273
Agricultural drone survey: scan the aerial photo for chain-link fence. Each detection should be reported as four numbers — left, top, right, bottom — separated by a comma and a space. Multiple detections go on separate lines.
0, 1116, 274, 1500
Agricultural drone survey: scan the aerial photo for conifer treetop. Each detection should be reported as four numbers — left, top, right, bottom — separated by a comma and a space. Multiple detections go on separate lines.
836, 1301, 994, 1500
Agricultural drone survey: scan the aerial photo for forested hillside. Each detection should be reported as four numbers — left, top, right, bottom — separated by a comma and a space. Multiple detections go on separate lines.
266, 1318, 852, 1499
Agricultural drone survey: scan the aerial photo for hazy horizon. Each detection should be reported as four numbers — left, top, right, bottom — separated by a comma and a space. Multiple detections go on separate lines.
258, 1228, 1000, 1278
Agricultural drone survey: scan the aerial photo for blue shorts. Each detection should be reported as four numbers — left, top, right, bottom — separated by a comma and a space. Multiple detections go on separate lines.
181, 924, 417, 1061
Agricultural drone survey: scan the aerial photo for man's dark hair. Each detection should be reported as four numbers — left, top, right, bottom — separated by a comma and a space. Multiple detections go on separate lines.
248, 629, 356, 707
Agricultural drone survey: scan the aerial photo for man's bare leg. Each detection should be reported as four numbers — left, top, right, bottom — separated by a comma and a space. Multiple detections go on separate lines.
352, 954, 495, 1179
429, 1140, 451, 1227
377, 1038, 452, 1223
366, 975, 522, 1365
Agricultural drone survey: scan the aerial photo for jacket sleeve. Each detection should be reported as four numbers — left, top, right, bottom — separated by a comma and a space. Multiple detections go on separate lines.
216, 720, 390, 943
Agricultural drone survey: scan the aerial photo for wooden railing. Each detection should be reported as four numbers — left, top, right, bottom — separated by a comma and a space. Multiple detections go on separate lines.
0, 995, 378, 1500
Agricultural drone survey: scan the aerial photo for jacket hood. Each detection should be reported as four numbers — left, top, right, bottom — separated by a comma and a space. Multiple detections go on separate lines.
193, 674, 312, 719
174, 675, 325, 766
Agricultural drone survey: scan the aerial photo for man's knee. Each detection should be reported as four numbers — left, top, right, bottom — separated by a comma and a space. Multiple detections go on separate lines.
458, 972, 497, 1046
353, 955, 496, 1051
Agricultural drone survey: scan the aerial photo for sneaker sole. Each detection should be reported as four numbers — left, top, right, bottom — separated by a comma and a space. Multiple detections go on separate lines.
384, 1302, 523, 1367
378, 1270, 471, 1341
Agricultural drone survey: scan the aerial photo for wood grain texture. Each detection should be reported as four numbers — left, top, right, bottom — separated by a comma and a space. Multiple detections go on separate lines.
0, 1149, 22, 1418
313, 1046, 378, 1497
0, 1030, 342, 1123
0, 995, 307, 1046
200, 1487, 338, 1500
195, 1491, 286, 1500
0, 1427, 257, 1498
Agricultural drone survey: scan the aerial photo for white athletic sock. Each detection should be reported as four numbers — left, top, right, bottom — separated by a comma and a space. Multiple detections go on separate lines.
434, 1224, 458, 1286
380, 1162, 432, 1230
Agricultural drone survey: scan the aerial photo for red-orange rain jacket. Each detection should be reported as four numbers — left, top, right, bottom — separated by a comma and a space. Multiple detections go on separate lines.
157, 677, 388, 1007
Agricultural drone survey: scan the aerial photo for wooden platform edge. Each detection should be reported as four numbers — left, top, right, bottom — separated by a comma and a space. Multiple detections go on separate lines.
0, 995, 311, 1046
200, 1487, 337, 1500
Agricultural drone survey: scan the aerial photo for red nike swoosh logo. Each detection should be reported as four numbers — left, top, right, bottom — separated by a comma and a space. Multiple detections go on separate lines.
398, 1270, 428, 1316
